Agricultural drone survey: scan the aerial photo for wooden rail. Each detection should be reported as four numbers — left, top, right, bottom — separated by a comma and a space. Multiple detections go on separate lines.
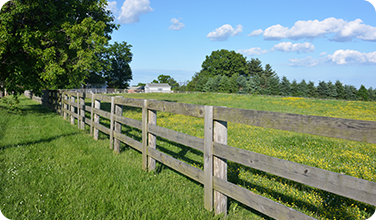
24, 90, 376, 219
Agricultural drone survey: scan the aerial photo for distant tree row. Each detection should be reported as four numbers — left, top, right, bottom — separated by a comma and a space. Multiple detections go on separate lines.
183, 49, 375, 102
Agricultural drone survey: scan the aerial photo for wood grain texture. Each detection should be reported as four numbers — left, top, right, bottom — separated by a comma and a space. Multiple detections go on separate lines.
93, 122, 111, 135
213, 106, 376, 144
213, 120, 227, 215
148, 124, 204, 152
93, 108, 112, 119
114, 131, 142, 152
90, 93, 94, 137
110, 97, 115, 150
212, 142, 376, 206
114, 103, 123, 154
142, 100, 148, 170
114, 96, 143, 108
204, 106, 214, 211
93, 99, 101, 140
113, 115, 142, 130
148, 99, 205, 118
93, 94, 112, 103
213, 177, 316, 220
148, 148, 205, 184
148, 110, 157, 171
79, 94, 85, 129
70, 96, 75, 125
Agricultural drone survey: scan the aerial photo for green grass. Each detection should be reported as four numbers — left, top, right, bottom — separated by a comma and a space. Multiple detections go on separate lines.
0, 96, 260, 219
103, 92, 376, 220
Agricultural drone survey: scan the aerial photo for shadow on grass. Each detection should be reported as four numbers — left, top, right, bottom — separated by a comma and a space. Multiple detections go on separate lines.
0, 132, 79, 151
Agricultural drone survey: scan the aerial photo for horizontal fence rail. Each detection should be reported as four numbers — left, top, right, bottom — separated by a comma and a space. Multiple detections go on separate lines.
24, 90, 376, 219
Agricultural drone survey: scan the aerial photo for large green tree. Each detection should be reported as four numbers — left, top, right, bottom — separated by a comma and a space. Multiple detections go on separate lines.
0, 0, 117, 95
201, 49, 248, 78
152, 74, 179, 90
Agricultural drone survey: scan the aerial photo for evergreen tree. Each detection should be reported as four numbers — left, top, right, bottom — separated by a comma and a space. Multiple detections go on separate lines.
229, 74, 239, 93
248, 75, 261, 94
247, 58, 264, 78
356, 85, 369, 101
196, 76, 209, 92
317, 81, 330, 98
266, 75, 280, 95
218, 75, 230, 93
368, 87, 376, 102
344, 85, 358, 100
279, 76, 291, 96
236, 75, 249, 94
212, 75, 222, 92
307, 81, 317, 98
298, 79, 309, 97
203, 78, 214, 92
327, 81, 337, 99
291, 80, 299, 97
335, 80, 345, 99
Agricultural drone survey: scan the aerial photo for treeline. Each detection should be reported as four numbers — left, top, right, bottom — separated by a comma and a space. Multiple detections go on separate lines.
180, 49, 375, 102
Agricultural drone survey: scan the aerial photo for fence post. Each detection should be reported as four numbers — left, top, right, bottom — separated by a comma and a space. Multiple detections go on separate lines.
110, 97, 115, 150
148, 109, 157, 171
63, 92, 68, 120
80, 93, 85, 129
93, 96, 101, 140
142, 99, 148, 171
71, 95, 75, 125
114, 97, 123, 154
77, 93, 80, 129
204, 106, 214, 211
90, 93, 94, 136
214, 120, 228, 215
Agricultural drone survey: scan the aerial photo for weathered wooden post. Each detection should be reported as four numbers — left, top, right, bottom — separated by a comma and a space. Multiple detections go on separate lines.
213, 119, 228, 215
110, 96, 115, 150
90, 93, 94, 136
204, 106, 214, 211
142, 99, 148, 171
63, 92, 68, 120
80, 93, 85, 129
113, 97, 123, 154
71, 94, 75, 125
93, 96, 101, 140
148, 109, 157, 171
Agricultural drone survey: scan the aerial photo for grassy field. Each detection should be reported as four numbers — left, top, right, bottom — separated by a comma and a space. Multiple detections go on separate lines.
0, 96, 257, 219
1, 93, 376, 219
102, 92, 376, 219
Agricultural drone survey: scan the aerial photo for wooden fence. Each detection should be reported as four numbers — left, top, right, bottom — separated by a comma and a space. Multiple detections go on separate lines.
24, 90, 376, 219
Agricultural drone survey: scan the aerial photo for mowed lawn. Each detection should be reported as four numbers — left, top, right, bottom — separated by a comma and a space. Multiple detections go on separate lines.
0, 96, 256, 220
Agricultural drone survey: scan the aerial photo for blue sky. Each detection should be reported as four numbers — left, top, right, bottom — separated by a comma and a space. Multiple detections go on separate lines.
106, 0, 376, 88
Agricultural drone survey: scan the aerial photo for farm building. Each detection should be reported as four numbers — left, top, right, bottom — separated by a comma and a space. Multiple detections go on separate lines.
126, 86, 145, 93
144, 83, 171, 93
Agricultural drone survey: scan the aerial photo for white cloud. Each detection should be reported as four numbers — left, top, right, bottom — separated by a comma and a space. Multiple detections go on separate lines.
206, 24, 243, 41
106, 1, 118, 14
327, 49, 376, 64
261, 17, 376, 42
169, 18, 185, 30
238, 47, 268, 56
289, 49, 376, 66
271, 42, 315, 53
248, 29, 263, 36
118, 0, 154, 24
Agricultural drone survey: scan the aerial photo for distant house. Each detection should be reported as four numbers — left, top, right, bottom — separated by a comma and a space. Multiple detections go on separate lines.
127, 86, 145, 93
144, 83, 171, 93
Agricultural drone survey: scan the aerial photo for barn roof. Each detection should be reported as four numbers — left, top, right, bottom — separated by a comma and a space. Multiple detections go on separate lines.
145, 83, 171, 88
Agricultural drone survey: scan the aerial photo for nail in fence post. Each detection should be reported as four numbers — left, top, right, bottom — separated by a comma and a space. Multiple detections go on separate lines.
110, 97, 115, 150
204, 106, 214, 211
214, 120, 228, 215
71, 95, 75, 125
80, 93, 85, 129
114, 97, 123, 154
93, 97, 101, 140
148, 109, 157, 171
142, 99, 148, 171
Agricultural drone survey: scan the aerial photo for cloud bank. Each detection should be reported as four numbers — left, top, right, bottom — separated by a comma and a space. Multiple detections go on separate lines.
118, 0, 154, 24
169, 18, 185, 30
249, 17, 376, 42
289, 49, 376, 66
207, 24, 243, 41
238, 42, 315, 56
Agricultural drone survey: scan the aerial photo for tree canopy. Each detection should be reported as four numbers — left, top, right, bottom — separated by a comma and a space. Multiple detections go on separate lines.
152, 74, 179, 90
0, 0, 118, 95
